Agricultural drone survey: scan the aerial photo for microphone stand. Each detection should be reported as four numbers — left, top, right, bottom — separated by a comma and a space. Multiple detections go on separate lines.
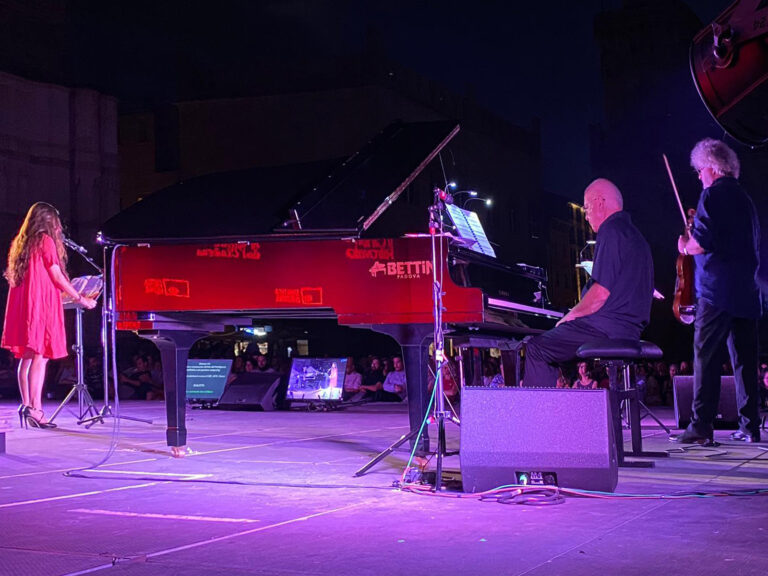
425, 188, 461, 491
68, 242, 152, 428
48, 239, 104, 425
353, 189, 460, 487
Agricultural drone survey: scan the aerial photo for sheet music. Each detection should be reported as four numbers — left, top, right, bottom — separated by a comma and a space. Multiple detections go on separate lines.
62, 275, 103, 308
445, 204, 496, 258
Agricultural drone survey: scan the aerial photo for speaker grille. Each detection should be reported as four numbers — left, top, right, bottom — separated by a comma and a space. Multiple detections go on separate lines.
460, 387, 618, 493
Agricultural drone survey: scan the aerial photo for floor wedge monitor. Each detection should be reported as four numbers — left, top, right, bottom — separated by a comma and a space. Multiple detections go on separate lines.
460, 387, 618, 493
673, 375, 738, 429
218, 373, 283, 411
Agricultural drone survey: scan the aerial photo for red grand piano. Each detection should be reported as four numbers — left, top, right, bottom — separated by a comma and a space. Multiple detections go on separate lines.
99, 121, 561, 451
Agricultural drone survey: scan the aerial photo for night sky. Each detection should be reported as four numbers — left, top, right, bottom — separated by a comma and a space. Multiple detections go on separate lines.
70, 0, 732, 197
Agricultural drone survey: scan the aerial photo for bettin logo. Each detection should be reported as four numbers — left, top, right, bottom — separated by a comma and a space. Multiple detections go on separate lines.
368, 260, 432, 279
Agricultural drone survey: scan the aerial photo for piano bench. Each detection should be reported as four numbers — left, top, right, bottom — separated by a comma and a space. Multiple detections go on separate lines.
577, 339, 665, 467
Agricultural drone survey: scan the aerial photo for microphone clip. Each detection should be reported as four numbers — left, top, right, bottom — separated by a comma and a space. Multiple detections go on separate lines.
63, 237, 88, 254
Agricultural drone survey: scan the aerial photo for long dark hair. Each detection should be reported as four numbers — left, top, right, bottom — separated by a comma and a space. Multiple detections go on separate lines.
4, 202, 67, 287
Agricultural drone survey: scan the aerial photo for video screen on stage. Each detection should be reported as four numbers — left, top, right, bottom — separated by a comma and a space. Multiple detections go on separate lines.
286, 358, 347, 401
186, 359, 232, 402
445, 204, 496, 258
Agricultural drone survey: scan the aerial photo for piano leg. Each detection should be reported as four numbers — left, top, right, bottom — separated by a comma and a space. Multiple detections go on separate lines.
372, 324, 432, 456
141, 330, 209, 452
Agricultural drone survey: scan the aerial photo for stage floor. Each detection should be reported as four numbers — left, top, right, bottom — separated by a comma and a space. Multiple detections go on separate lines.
1, 399, 767, 576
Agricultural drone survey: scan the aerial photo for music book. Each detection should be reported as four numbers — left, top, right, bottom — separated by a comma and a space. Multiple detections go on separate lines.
445, 204, 496, 258
62, 275, 103, 308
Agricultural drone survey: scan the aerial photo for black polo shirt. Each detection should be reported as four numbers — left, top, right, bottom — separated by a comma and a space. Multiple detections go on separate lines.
691, 176, 761, 318
586, 211, 654, 339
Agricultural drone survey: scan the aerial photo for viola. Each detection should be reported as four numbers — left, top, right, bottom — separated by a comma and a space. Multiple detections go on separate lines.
663, 155, 696, 325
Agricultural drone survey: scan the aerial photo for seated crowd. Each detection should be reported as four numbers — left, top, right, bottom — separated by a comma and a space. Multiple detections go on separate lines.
37, 344, 768, 412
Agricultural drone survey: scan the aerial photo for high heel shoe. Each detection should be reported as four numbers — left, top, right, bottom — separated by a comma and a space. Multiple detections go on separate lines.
18, 404, 28, 428
25, 407, 57, 429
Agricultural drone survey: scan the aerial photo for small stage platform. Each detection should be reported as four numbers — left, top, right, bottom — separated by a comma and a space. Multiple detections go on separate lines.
1, 400, 767, 576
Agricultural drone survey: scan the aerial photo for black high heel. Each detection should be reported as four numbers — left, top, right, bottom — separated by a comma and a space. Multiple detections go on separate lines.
25, 407, 56, 429
18, 404, 28, 428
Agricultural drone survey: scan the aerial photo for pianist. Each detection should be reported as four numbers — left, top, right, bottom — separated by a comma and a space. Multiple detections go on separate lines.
522, 179, 654, 387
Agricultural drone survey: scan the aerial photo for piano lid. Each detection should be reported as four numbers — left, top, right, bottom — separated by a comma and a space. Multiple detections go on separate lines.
291, 120, 459, 233
99, 158, 339, 244
99, 120, 460, 244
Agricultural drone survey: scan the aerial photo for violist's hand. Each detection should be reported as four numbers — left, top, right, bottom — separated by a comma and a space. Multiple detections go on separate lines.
677, 234, 689, 255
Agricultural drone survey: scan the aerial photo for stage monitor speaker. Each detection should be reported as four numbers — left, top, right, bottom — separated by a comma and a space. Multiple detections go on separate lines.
218, 373, 283, 411
673, 375, 738, 429
460, 387, 618, 493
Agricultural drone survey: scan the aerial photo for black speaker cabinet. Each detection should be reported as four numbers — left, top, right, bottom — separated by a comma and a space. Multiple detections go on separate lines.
218, 373, 283, 411
460, 387, 618, 493
673, 375, 739, 429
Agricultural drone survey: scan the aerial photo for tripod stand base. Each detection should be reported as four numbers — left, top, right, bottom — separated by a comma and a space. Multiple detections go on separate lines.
47, 383, 101, 426
80, 404, 153, 429
638, 401, 672, 433
354, 429, 422, 477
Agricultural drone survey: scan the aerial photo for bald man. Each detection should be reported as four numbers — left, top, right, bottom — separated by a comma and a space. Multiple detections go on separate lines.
522, 179, 654, 387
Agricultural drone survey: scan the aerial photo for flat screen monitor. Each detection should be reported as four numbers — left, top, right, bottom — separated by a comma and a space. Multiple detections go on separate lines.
286, 358, 347, 401
186, 359, 232, 402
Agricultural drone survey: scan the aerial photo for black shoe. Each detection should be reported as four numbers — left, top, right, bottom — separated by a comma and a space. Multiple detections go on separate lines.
669, 429, 714, 445
18, 404, 28, 428
729, 430, 760, 443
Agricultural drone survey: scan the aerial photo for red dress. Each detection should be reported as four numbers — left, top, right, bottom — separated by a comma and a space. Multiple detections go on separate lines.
1, 234, 68, 359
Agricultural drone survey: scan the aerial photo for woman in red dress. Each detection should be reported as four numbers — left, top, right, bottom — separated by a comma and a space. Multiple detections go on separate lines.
1, 202, 97, 428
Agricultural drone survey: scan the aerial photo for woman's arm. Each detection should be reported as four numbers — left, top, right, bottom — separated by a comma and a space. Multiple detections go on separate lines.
46, 264, 97, 309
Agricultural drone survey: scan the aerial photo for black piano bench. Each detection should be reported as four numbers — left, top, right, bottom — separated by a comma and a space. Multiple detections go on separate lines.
577, 339, 668, 468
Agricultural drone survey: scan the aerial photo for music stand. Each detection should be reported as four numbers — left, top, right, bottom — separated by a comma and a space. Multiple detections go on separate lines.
355, 188, 463, 491
48, 276, 104, 425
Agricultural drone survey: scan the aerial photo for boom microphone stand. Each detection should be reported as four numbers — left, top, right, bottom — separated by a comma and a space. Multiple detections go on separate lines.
425, 187, 461, 491
79, 244, 153, 428
48, 240, 104, 425
354, 188, 460, 491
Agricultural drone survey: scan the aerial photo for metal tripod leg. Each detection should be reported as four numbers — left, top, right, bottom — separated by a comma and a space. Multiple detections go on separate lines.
354, 428, 422, 477
639, 400, 671, 433
47, 382, 101, 425
80, 403, 152, 429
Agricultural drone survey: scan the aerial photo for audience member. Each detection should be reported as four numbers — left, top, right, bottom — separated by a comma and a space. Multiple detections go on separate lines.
85, 355, 103, 396
342, 357, 362, 401
149, 355, 163, 399
381, 357, 392, 377
441, 357, 460, 399
53, 355, 77, 395
644, 365, 662, 405
635, 364, 648, 400
118, 355, 154, 399
379, 356, 406, 402
572, 361, 598, 390
359, 356, 385, 399
483, 358, 504, 387
255, 354, 275, 372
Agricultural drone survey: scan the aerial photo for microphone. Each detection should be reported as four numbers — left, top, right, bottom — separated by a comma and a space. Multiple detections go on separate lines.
63, 237, 88, 254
